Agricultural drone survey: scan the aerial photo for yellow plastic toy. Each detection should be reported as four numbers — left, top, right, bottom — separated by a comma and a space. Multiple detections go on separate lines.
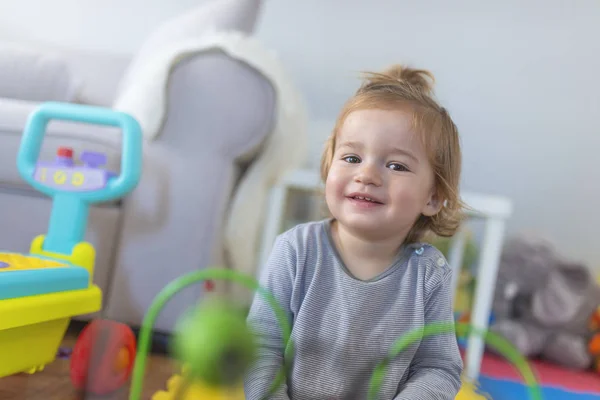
150, 373, 485, 400
152, 369, 245, 400
0, 102, 142, 378
455, 380, 490, 400
149, 368, 486, 400
149, 369, 487, 400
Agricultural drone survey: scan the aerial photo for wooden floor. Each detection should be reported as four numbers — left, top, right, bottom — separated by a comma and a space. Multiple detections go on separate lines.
0, 326, 177, 400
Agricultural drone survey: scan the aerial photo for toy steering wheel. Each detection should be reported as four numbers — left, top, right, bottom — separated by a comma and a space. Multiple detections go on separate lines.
17, 101, 142, 203
128, 269, 543, 400
15, 102, 143, 254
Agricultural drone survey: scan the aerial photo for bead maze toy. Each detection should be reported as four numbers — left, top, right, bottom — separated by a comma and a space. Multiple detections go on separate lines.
0, 102, 142, 385
120, 269, 545, 400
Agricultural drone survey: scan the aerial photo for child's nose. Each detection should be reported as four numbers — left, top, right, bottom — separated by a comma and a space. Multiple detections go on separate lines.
354, 163, 382, 186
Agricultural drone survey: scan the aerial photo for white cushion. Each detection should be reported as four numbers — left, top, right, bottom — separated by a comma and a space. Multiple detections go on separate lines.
116, 0, 263, 100
0, 44, 81, 102
58, 49, 131, 106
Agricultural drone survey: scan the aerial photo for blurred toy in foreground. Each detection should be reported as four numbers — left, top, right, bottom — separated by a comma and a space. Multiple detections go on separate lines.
152, 370, 245, 400
586, 306, 600, 373
455, 380, 490, 400
71, 319, 137, 395
129, 269, 541, 400
151, 376, 489, 400
173, 300, 256, 386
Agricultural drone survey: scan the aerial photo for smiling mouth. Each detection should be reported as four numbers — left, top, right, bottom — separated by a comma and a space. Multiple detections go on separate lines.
347, 195, 383, 204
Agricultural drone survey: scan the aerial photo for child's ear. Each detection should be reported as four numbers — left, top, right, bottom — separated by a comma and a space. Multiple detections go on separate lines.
422, 191, 443, 217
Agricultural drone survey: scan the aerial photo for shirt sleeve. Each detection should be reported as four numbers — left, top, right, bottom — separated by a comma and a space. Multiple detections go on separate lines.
394, 260, 464, 400
244, 234, 296, 400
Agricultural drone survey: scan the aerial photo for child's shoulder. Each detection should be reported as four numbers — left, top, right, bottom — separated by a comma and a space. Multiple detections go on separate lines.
406, 241, 453, 280
275, 218, 331, 248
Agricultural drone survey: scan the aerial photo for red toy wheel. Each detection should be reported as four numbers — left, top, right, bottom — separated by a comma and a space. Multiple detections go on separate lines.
70, 319, 137, 395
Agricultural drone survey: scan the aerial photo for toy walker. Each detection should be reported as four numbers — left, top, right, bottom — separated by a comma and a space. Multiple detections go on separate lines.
0, 102, 142, 386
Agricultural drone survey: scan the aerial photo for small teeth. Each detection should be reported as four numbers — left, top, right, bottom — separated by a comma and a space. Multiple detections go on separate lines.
355, 196, 375, 202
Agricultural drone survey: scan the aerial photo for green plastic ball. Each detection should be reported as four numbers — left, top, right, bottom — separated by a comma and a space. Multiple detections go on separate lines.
173, 299, 257, 387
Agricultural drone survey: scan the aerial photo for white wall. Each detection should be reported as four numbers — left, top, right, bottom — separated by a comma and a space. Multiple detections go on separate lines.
0, 0, 598, 270
255, 0, 600, 271
0, 0, 204, 54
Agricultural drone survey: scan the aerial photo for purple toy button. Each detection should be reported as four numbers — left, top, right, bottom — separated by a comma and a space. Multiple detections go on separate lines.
0, 261, 9, 268
80, 151, 107, 168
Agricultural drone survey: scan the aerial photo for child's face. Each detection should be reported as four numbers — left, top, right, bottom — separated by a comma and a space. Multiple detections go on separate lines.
325, 108, 440, 241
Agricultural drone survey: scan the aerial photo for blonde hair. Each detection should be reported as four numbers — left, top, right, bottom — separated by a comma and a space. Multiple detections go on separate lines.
320, 64, 465, 243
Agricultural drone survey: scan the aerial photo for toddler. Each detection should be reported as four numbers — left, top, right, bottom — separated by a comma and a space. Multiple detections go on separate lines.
245, 64, 464, 399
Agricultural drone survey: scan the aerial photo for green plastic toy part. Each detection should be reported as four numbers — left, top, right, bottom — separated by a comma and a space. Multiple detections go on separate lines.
128, 269, 293, 400
127, 268, 543, 400
173, 299, 257, 387
367, 322, 543, 400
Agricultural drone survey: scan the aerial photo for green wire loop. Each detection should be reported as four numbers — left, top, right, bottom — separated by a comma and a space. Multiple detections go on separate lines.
367, 322, 543, 400
127, 268, 293, 400
127, 268, 542, 400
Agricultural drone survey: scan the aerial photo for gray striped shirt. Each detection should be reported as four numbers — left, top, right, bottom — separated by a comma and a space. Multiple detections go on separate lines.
245, 219, 463, 399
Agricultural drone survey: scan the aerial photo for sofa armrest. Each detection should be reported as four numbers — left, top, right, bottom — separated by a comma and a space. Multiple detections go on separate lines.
104, 51, 276, 332
0, 97, 123, 144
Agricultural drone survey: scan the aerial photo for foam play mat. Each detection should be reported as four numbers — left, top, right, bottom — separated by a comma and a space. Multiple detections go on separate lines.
476, 351, 600, 399
478, 376, 600, 399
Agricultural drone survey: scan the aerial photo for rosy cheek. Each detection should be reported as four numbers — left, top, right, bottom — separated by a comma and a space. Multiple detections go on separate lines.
325, 174, 337, 194
390, 185, 419, 203
326, 168, 339, 185
326, 179, 341, 199
325, 174, 344, 202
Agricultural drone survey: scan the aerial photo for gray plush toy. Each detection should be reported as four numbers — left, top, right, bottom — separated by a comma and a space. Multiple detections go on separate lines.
490, 235, 600, 370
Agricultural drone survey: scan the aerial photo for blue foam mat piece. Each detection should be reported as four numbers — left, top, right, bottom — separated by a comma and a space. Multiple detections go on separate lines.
479, 376, 600, 400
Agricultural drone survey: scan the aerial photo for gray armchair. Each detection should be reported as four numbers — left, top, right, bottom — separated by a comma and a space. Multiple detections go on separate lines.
104, 51, 277, 332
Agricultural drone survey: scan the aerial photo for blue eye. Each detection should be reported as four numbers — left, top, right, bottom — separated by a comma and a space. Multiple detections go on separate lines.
342, 155, 360, 163
388, 162, 409, 172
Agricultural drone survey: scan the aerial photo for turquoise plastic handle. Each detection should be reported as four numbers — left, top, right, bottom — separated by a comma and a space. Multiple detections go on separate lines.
17, 102, 143, 203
